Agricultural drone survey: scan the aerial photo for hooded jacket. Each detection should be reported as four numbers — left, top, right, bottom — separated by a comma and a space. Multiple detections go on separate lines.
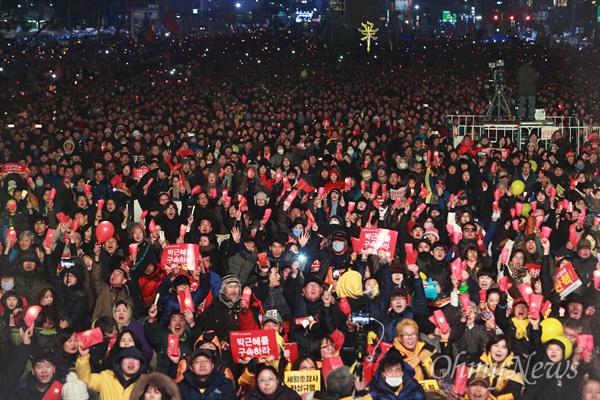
368, 363, 427, 400
76, 347, 147, 400
130, 372, 181, 400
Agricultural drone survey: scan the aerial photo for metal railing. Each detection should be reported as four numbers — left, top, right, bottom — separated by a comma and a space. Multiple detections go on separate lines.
446, 114, 599, 152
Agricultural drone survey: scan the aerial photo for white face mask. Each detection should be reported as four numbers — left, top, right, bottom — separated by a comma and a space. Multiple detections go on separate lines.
385, 375, 403, 388
277, 149, 284, 155
399, 163, 408, 169
1, 281, 14, 291
347, 149, 354, 156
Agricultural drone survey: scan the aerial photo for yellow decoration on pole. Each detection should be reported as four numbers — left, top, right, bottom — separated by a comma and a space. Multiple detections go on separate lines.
358, 21, 379, 52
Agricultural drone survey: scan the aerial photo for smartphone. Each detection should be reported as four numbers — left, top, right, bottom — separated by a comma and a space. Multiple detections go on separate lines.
60, 259, 75, 269
159, 231, 165, 241
351, 312, 370, 325
332, 269, 340, 280
35, 124, 43, 129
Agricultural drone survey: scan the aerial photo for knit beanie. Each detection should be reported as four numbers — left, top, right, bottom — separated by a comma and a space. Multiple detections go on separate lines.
62, 372, 89, 400
220, 274, 241, 293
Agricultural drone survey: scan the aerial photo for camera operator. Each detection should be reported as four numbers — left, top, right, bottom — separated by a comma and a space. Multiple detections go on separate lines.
517, 57, 539, 121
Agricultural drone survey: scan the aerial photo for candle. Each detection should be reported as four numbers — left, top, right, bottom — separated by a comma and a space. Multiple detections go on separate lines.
180, 224, 187, 238
154, 293, 160, 306
347, 202, 355, 213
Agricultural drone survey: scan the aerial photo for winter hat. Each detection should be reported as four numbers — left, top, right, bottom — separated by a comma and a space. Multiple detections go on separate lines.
424, 227, 439, 241
172, 275, 191, 288
256, 192, 268, 202
335, 270, 363, 299
221, 275, 241, 291
62, 372, 89, 400
7, 180, 17, 192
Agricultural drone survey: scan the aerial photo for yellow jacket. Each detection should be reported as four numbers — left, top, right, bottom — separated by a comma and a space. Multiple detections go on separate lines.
76, 355, 135, 400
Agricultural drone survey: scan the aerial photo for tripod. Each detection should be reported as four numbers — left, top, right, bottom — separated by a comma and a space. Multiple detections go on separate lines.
486, 84, 512, 122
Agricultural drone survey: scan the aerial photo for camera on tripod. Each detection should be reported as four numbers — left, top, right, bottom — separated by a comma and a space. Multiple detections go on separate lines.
485, 59, 512, 121
489, 60, 506, 85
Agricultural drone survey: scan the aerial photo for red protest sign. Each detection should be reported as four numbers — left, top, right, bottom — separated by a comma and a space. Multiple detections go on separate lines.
284, 342, 298, 364
356, 228, 398, 258
161, 244, 199, 270
1, 163, 25, 174
230, 329, 279, 364
133, 168, 149, 181
554, 262, 582, 298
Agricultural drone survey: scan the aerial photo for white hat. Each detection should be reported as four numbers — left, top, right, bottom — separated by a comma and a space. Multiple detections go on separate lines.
7, 180, 17, 192
62, 372, 89, 400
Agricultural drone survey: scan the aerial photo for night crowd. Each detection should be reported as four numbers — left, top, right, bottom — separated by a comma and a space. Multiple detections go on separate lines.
0, 29, 600, 400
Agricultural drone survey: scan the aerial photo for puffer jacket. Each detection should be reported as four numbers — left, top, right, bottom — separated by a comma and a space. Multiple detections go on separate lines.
368, 363, 427, 400
76, 347, 147, 400
177, 369, 236, 400
130, 372, 181, 400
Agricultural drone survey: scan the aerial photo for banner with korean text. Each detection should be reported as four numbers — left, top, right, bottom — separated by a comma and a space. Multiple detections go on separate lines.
160, 244, 199, 270
352, 228, 398, 258
229, 329, 279, 364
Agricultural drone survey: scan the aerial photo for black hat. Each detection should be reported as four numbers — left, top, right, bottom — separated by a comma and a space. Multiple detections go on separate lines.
391, 287, 409, 298
189, 348, 215, 363
172, 275, 191, 288
331, 230, 348, 241
303, 274, 323, 288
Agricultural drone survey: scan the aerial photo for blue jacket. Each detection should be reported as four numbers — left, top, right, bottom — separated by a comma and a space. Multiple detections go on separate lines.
177, 369, 236, 400
157, 273, 211, 326
381, 278, 428, 343
369, 363, 427, 400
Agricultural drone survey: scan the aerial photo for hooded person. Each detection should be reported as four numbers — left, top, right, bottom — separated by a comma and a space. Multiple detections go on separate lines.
76, 345, 147, 400
42, 254, 88, 329
177, 348, 236, 400
524, 336, 582, 400
130, 372, 182, 400
368, 348, 427, 400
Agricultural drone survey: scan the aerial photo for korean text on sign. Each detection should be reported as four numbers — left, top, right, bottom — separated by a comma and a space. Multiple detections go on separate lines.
229, 330, 279, 364
554, 263, 582, 298
284, 370, 321, 394
160, 244, 199, 270
355, 228, 399, 258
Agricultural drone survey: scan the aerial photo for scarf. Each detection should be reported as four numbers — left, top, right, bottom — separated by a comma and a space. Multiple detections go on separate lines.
393, 339, 434, 381
507, 262, 528, 286
512, 318, 529, 340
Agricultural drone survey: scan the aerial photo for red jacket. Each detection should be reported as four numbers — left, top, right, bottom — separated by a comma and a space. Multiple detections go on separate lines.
139, 269, 166, 308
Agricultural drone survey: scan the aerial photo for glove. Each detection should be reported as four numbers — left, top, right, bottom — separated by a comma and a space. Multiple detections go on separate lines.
247, 358, 259, 374
499, 292, 508, 307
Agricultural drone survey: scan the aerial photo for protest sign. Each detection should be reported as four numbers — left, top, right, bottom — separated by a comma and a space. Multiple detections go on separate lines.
284, 370, 321, 394
161, 244, 199, 270
229, 330, 279, 364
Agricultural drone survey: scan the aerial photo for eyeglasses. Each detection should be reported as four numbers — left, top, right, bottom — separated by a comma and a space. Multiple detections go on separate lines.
463, 227, 476, 232
321, 343, 335, 349
305, 283, 321, 289
401, 333, 417, 339
192, 359, 213, 365
258, 377, 277, 384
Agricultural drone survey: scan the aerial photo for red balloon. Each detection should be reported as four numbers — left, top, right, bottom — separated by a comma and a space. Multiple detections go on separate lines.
96, 221, 114, 244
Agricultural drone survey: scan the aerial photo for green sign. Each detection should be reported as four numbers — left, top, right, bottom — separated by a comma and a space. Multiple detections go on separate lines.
442, 10, 456, 23
597, 6, 600, 23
